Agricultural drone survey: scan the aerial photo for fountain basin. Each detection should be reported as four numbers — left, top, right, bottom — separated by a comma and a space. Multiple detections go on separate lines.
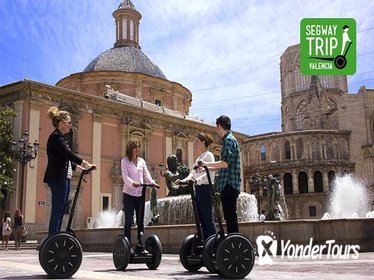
37, 218, 374, 253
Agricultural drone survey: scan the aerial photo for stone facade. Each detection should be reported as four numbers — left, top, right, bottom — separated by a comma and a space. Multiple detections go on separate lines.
243, 45, 374, 219
1, 1, 373, 238
0, 1, 248, 238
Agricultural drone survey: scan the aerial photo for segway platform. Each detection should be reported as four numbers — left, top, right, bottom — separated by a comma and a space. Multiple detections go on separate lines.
38, 165, 96, 278
179, 164, 255, 279
113, 183, 162, 271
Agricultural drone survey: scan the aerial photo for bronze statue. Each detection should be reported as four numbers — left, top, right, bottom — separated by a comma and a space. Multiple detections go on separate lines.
265, 175, 284, 220
160, 155, 190, 196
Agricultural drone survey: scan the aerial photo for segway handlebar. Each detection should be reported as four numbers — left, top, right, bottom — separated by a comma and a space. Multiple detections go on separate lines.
140, 183, 160, 189
194, 160, 208, 171
176, 181, 193, 187
82, 165, 97, 175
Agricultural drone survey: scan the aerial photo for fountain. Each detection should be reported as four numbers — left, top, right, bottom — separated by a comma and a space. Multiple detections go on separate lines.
37, 174, 374, 253
93, 192, 259, 228
322, 174, 373, 219
93, 210, 124, 228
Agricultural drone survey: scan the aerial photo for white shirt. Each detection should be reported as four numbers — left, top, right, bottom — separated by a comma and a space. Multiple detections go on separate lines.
259, 214, 266, 222
2, 217, 11, 235
191, 151, 215, 185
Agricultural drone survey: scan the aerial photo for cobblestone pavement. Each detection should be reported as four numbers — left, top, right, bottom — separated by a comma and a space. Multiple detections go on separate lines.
1, 249, 374, 279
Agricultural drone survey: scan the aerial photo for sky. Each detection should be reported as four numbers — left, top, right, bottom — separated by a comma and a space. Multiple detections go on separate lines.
1, 0, 374, 136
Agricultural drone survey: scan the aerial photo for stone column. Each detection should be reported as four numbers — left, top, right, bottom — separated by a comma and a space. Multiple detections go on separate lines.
24, 100, 42, 223
91, 113, 102, 218
135, 80, 142, 99
322, 170, 329, 192
187, 141, 194, 168
292, 170, 298, 194
120, 120, 131, 157
308, 169, 314, 193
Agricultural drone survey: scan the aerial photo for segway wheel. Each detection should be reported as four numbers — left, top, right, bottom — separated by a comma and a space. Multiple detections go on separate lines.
113, 235, 130, 271
38, 236, 50, 272
334, 55, 347, 69
216, 234, 255, 279
179, 235, 203, 272
40, 232, 82, 279
203, 235, 219, 273
145, 234, 162, 269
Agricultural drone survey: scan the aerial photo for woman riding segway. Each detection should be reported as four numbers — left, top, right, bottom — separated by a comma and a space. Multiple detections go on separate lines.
112, 141, 162, 270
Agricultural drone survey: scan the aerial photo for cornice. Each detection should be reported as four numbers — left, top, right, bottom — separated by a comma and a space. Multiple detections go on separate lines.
1, 80, 243, 139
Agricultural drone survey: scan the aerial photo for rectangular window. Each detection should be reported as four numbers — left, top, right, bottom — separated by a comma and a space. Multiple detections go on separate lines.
102, 196, 109, 211
260, 144, 266, 161
309, 206, 316, 217
155, 99, 162, 106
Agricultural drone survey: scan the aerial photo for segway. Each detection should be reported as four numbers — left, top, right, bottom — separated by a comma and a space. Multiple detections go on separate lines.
38, 165, 96, 279
311, 41, 352, 69
113, 183, 162, 271
180, 163, 255, 279
179, 181, 205, 272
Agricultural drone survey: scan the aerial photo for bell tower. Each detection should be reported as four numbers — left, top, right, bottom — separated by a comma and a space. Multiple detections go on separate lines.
113, 0, 141, 49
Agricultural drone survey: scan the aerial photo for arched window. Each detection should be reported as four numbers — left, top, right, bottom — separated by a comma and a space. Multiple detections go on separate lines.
284, 141, 291, 159
328, 170, 336, 191
313, 171, 323, 192
298, 171, 308, 193
260, 144, 266, 161
284, 173, 293, 194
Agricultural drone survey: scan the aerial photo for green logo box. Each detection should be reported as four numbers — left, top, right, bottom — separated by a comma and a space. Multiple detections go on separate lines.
300, 18, 356, 75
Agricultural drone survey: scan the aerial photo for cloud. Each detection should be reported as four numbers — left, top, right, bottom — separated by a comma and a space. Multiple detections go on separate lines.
1, 0, 373, 135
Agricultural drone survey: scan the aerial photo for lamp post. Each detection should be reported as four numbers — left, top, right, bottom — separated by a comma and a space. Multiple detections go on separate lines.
11, 130, 39, 211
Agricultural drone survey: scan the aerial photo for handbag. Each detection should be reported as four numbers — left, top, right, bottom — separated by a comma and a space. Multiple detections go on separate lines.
6, 225, 12, 234
22, 227, 28, 236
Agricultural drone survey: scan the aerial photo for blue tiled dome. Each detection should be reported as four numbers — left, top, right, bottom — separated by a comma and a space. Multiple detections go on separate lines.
83, 46, 167, 79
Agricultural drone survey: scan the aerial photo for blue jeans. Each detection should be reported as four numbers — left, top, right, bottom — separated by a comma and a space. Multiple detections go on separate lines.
195, 185, 216, 241
48, 180, 70, 236
123, 193, 143, 245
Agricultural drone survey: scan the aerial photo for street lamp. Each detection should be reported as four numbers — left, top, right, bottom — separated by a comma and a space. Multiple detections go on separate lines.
11, 130, 39, 211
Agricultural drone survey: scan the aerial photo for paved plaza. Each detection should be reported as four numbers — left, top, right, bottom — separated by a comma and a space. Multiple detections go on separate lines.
1, 247, 374, 280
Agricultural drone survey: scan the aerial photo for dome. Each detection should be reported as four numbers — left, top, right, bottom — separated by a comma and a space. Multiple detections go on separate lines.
83, 46, 167, 79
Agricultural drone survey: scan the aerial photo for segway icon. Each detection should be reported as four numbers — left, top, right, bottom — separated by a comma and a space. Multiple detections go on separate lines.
310, 25, 352, 70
